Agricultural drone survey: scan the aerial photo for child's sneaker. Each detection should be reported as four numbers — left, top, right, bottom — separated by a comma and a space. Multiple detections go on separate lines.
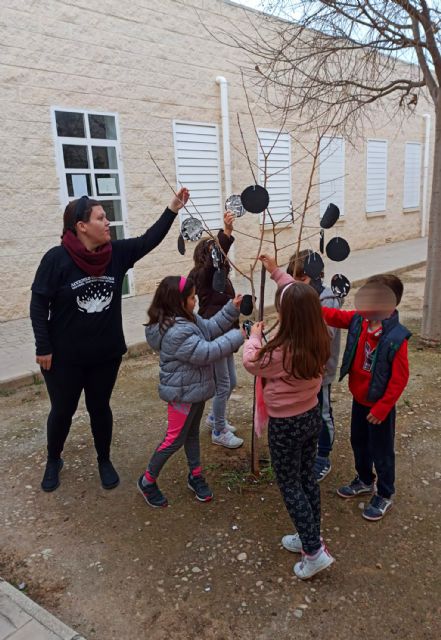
212, 430, 244, 449
362, 494, 393, 521
337, 476, 374, 498
187, 473, 213, 502
314, 456, 331, 482
294, 545, 335, 580
137, 475, 168, 508
206, 414, 237, 433
282, 533, 303, 553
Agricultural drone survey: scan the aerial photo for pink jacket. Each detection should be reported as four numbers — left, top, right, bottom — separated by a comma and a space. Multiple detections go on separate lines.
243, 336, 321, 418
243, 267, 321, 418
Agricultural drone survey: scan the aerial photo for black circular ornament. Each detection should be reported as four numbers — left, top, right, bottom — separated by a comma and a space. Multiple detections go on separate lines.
303, 252, 324, 279
240, 294, 254, 316
181, 217, 203, 242
320, 203, 340, 229
225, 194, 246, 218
326, 236, 350, 262
177, 234, 186, 255
331, 273, 351, 298
240, 185, 270, 214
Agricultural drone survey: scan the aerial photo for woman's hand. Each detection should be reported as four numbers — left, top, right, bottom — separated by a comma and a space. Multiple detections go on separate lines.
232, 294, 243, 309
36, 354, 52, 371
224, 210, 234, 236
169, 187, 190, 214
259, 254, 278, 275
250, 321, 264, 337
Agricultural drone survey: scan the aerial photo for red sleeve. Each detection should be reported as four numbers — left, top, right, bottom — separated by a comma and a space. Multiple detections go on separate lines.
321, 306, 357, 329
370, 340, 410, 422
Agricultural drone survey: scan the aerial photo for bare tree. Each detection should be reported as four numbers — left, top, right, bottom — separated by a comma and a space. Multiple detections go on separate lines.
206, 0, 441, 344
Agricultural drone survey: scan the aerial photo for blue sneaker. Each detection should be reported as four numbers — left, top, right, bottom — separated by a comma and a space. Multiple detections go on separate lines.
314, 456, 331, 482
187, 473, 213, 502
337, 476, 374, 498
362, 494, 393, 521
137, 475, 168, 508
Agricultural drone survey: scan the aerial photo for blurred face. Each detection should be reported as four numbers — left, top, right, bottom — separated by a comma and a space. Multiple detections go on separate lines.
185, 288, 197, 314
77, 205, 111, 247
355, 283, 396, 321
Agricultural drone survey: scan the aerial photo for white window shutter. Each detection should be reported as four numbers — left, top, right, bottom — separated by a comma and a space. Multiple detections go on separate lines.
173, 121, 222, 229
403, 142, 422, 209
319, 137, 345, 217
257, 129, 292, 224
366, 140, 388, 213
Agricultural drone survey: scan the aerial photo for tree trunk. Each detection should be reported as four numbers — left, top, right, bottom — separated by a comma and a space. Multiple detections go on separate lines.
421, 105, 441, 345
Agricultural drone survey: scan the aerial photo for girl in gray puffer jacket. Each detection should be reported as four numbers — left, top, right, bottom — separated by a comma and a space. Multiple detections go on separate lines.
138, 274, 244, 508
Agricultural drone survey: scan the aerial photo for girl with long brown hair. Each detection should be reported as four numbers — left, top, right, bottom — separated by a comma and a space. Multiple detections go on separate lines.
243, 254, 335, 580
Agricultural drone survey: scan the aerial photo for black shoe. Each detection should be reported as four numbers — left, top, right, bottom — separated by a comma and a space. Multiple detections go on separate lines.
41, 458, 64, 492
314, 456, 332, 483
98, 460, 120, 490
187, 472, 213, 502
137, 475, 168, 508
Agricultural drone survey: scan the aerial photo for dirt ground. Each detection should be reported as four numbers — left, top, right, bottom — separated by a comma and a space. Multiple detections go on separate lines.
0, 266, 440, 640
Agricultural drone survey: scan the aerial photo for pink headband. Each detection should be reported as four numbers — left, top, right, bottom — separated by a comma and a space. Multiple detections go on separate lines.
279, 282, 294, 305
179, 276, 187, 293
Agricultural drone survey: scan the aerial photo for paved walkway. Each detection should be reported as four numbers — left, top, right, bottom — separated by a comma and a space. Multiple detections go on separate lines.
0, 236, 427, 389
0, 579, 85, 640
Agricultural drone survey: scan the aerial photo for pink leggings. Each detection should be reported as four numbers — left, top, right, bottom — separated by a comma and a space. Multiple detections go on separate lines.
144, 401, 205, 482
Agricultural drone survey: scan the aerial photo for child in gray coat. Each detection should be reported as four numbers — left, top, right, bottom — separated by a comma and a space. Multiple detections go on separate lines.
138, 274, 244, 508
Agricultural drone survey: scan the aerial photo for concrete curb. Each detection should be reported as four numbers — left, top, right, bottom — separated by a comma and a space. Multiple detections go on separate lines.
0, 259, 426, 394
0, 578, 86, 639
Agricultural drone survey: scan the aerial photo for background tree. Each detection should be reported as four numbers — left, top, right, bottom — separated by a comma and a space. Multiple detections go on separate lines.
210, 0, 441, 344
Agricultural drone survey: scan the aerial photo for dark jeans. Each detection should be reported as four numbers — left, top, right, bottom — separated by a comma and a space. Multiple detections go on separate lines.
350, 399, 396, 499
317, 384, 335, 457
42, 357, 122, 462
268, 406, 322, 555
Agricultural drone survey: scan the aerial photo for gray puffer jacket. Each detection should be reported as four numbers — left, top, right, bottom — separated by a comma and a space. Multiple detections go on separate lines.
320, 285, 343, 385
145, 300, 244, 403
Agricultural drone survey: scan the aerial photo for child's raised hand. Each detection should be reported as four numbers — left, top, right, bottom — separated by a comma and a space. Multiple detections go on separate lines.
169, 187, 190, 213
224, 210, 234, 235
250, 321, 264, 337
259, 254, 278, 274
232, 294, 243, 308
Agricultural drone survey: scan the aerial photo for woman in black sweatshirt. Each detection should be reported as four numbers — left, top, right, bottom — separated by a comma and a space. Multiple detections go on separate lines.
30, 188, 189, 492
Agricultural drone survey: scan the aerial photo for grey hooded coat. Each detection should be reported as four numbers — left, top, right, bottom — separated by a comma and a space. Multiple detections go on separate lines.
145, 300, 244, 404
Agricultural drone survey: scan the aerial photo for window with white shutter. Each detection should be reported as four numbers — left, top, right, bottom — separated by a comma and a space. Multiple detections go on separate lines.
319, 137, 345, 217
403, 142, 422, 209
173, 121, 222, 229
366, 139, 388, 213
257, 129, 292, 224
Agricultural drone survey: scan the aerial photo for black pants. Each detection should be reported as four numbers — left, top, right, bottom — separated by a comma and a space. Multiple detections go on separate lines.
268, 406, 322, 555
42, 357, 122, 462
350, 399, 396, 499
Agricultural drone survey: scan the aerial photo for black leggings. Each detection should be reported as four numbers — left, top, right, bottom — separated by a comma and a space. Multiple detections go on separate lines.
42, 357, 122, 462
268, 406, 322, 555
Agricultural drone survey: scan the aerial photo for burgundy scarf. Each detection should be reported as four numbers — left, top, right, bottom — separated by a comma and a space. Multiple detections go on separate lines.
62, 230, 112, 277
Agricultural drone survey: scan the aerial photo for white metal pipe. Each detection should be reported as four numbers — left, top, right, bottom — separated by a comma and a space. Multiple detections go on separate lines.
421, 113, 431, 238
216, 75, 236, 274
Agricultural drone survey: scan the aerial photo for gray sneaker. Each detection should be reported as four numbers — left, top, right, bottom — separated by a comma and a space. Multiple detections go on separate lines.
337, 476, 374, 498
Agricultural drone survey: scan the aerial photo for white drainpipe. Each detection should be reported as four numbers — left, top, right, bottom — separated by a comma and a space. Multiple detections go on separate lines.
421, 113, 431, 237
216, 75, 235, 274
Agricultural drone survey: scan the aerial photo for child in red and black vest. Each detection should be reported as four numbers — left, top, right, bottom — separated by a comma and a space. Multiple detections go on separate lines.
321, 274, 410, 521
